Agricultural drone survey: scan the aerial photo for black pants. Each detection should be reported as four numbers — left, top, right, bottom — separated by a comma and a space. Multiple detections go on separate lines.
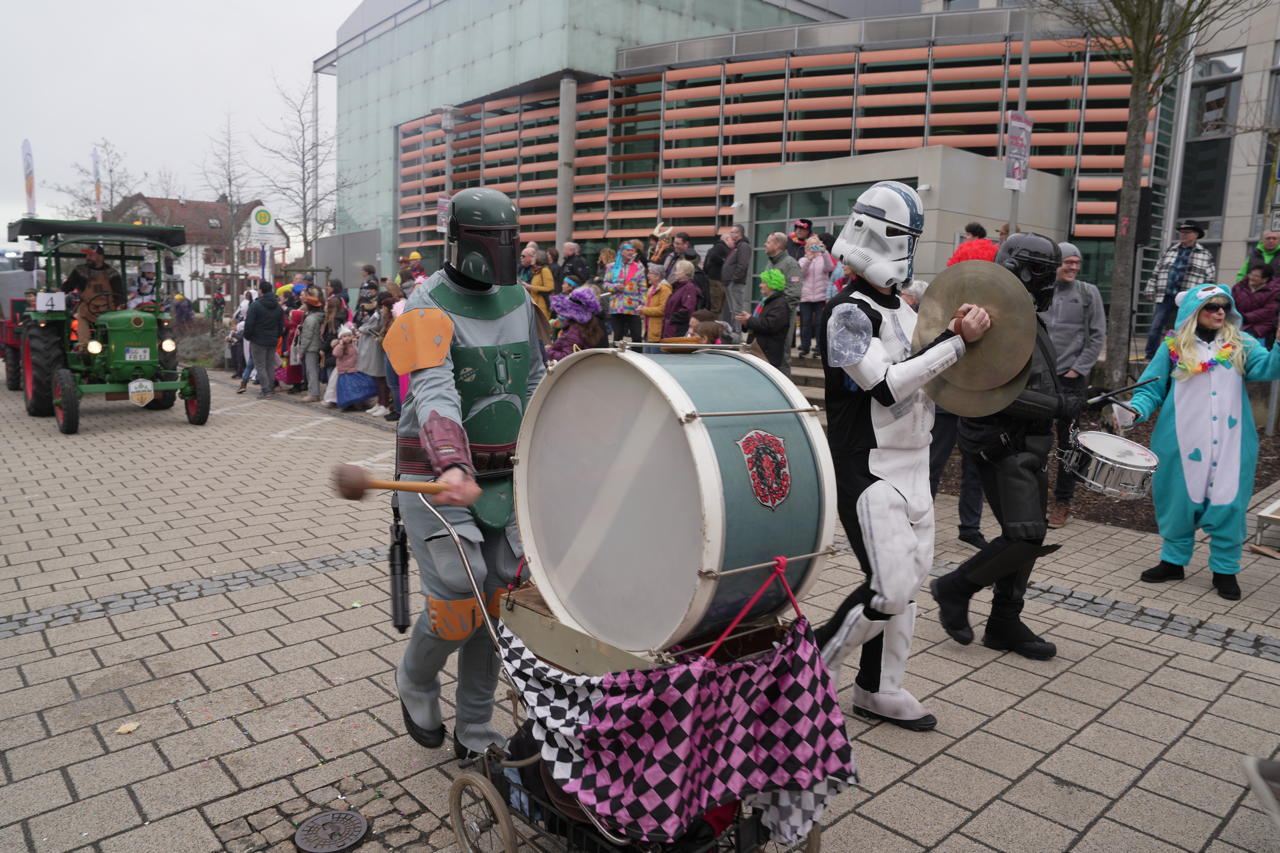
956, 435, 1050, 624
1053, 375, 1087, 504
797, 302, 824, 355
611, 314, 642, 343
929, 410, 984, 536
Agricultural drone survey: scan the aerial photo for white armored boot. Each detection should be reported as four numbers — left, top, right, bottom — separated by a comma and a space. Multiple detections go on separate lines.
820, 602, 887, 675
851, 602, 937, 731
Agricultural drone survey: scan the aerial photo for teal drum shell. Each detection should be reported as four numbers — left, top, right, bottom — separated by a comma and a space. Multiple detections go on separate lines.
652, 351, 834, 643
514, 347, 834, 653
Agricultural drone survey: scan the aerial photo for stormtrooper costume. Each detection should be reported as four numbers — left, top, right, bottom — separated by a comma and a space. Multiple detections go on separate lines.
815, 182, 981, 730
385, 188, 545, 760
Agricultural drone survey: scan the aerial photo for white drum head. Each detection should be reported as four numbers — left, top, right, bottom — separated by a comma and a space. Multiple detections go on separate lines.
515, 351, 720, 652
1076, 431, 1158, 468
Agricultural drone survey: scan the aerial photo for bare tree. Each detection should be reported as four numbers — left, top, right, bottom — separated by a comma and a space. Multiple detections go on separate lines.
1030, 0, 1266, 386
251, 79, 344, 264
201, 116, 252, 300
46, 138, 147, 220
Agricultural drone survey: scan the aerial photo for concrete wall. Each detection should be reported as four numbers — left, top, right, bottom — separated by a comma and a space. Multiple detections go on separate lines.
732, 146, 1071, 280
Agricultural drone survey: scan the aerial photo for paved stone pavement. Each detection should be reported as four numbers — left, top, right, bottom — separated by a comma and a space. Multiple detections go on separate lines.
1, 371, 1279, 852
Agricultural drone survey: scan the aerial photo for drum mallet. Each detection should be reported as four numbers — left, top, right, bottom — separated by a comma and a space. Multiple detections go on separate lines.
1086, 377, 1156, 415
333, 465, 449, 500
333, 465, 449, 634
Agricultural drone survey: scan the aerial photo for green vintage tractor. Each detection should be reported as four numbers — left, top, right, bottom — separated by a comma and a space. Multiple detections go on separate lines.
9, 218, 211, 434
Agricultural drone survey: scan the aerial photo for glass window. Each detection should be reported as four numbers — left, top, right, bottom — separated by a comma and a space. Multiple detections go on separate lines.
754, 193, 788, 221
1187, 78, 1240, 137
944, 0, 981, 9
1179, 137, 1232, 219
789, 190, 831, 220
1194, 51, 1244, 80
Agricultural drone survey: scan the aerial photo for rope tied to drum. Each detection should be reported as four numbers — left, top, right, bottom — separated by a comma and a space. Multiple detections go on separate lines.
703, 557, 803, 659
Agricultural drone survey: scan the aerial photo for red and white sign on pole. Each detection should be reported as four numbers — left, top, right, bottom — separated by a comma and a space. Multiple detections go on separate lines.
1003, 111, 1034, 192
436, 195, 451, 233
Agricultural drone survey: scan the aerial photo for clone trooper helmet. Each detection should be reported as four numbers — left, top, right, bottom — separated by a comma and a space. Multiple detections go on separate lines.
832, 181, 925, 290
995, 232, 1061, 312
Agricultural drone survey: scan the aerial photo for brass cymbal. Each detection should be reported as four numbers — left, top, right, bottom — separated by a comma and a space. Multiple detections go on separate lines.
912, 260, 1036, 391
925, 355, 1032, 418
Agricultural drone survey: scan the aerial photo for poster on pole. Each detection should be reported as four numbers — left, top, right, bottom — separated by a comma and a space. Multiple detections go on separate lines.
436, 194, 451, 233
21, 139, 35, 216
92, 146, 102, 221
1003, 111, 1034, 192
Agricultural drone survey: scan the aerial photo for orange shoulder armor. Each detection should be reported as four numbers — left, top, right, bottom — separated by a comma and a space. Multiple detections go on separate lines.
383, 307, 453, 374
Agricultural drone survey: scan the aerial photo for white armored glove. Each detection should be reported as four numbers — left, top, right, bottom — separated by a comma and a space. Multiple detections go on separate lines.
1105, 403, 1136, 432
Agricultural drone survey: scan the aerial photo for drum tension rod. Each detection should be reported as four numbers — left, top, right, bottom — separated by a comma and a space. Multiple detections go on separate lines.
698, 547, 837, 578
681, 406, 820, 424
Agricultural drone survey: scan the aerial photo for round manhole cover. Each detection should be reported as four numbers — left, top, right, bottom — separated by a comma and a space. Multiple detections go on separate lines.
294, 810, 369, 853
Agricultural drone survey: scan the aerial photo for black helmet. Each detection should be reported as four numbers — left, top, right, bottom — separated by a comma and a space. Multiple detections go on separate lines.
996, 232, 1060, 310
446, 188, 519, 286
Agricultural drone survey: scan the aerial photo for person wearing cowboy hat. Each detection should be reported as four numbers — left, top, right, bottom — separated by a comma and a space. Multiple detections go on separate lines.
1144, 219, 1217, 360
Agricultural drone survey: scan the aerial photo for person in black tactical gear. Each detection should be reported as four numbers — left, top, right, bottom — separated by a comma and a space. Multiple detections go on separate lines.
929, 232, 1083, 661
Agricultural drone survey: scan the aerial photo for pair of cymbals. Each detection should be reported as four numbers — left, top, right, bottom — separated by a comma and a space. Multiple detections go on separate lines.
911, 261, 1036, 417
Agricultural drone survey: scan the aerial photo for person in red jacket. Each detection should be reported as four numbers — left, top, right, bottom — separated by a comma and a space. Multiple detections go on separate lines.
946, 222, 999, 266
1232, 263, 1280, 346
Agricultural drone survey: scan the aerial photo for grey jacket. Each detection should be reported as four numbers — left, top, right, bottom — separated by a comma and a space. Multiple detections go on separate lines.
297, 310, 324, 354
1040, 277, 1105, 377
722, 239, 752, 286
764, 250, 803, 309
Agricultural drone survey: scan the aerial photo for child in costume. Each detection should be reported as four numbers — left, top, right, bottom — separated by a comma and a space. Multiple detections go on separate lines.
1121, 283, 1280, 600
545, 285, 605, 362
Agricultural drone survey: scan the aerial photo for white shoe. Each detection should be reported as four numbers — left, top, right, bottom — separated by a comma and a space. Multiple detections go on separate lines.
368, 405, 388, 416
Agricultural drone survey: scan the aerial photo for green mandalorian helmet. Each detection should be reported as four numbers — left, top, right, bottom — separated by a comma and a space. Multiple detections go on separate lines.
446, 188, 519, 286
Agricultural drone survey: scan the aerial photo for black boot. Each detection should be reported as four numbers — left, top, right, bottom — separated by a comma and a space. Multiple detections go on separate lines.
1140, 561, 1185, 583
982, 619, 1057, 660
1212, 572, 1241, 601
454, 731, 481, 761
401, 700, 445, 749
930, 573, 979, 645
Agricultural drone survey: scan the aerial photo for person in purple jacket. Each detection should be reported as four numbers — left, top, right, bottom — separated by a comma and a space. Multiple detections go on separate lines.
662, 259, 701, 338
1232, 263, 1280, 346
546, 285, 606, 362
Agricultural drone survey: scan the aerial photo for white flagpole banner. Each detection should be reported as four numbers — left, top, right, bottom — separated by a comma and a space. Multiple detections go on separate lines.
21, 139, 35, 216
92, 146, 102, 222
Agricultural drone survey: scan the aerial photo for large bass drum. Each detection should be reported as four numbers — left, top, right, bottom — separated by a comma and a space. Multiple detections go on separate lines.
515, 348, 835, 652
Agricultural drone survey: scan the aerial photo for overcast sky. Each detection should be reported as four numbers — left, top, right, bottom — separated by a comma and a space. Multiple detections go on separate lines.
0, 0, 348, 247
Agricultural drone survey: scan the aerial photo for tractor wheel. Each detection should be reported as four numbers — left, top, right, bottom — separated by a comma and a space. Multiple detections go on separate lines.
22, 324, 62, 417
4, 344, 20, 391
146, 371, 178, 410
53, 368, 79, 435
185, 366, 211, 425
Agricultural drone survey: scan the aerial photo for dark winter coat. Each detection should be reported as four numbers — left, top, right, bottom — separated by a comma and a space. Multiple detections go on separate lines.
1232, 277, 1280, 343
744, 290, 792, 368
243, 291, 284, 348
704, 240, 730, 281
662, 279, 702, 339
546, 321, 603, 362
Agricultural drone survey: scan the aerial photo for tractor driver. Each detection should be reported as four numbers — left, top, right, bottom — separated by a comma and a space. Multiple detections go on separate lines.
63, 243, 126, 332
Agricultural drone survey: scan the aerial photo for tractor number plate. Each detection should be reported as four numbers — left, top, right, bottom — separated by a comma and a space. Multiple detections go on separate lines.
128, 379, 155, 407
125, 347, 150, 362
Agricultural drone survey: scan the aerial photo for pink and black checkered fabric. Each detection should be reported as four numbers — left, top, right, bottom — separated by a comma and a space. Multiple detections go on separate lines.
498, 618, 856, 844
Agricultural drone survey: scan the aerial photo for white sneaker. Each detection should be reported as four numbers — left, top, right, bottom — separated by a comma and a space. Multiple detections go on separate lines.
367, 405, 388, 416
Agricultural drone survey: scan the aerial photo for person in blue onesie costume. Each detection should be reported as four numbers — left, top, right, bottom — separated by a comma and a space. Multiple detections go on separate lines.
1117, 283, 1280, 600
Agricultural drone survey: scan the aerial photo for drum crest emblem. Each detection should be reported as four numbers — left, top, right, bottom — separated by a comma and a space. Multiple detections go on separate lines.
737, 430, 790, 510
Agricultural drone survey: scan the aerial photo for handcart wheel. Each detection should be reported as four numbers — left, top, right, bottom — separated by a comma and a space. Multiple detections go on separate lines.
449, 770, 518, 853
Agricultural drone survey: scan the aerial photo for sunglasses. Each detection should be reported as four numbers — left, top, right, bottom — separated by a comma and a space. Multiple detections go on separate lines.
1202, 303, 1228, 313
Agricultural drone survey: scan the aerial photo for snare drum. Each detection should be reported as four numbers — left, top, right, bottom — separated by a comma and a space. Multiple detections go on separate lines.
515, 348, 835, 652
1062, 430, 1158, 500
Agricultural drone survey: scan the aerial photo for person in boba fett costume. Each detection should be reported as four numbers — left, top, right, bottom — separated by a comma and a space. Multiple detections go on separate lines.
383, 187, 545, 759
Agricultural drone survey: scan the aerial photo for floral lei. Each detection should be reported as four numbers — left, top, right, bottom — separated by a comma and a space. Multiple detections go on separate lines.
1164, 331, 1234, 374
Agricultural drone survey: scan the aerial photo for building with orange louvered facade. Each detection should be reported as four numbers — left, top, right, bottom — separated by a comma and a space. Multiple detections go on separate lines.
316, 0, 1280, 320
